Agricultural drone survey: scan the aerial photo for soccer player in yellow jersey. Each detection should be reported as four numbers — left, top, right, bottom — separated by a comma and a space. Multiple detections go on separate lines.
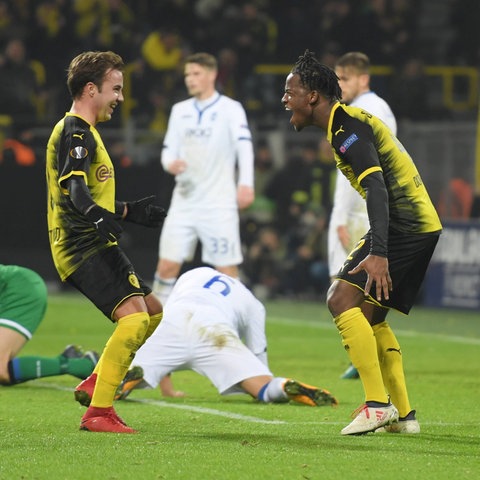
282, 50, 442, 435
46, 51, 167, 433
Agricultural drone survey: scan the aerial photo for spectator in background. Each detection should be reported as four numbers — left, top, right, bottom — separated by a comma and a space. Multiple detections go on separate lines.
29, 1, 72, 82
242, 140, 276, 230
437, 178, 473, 220
310, 137, 337, 215
136, 26, 188, 123
447, 0, 480, 66
220, 2, 277, 103
389, 57, 433, 121
243, 226, 285, 299
353, 0, 417, 65
0, 1, 15, 41
0, 37, 48, 131
284, 205, 330, 299
265, 142, 335, 235
273, 1, 317, 63
0, 130, 36, 166
72, 0, 109, 51
140, 27, 186, 89
265, 150, 306, 234
216, 47, 239, 99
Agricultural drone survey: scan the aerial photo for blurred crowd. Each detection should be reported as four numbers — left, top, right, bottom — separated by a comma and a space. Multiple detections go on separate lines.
0, 0, 477, 298
0, 0, 475, 140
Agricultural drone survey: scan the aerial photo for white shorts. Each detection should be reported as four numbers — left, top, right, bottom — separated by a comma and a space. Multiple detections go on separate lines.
159, 206, 243, 267
328, 215, 369, 277
132, 303, 272, 395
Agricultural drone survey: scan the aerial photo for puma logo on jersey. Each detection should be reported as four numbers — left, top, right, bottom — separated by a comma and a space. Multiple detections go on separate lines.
335, 125, 345, 135
73, 133, 84, 140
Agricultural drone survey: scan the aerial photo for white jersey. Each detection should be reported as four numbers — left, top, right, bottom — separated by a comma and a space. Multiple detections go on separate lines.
166, 266, 267, 355
328, 91, 397, 276
162, 92, 254, 210
132, 267, 271, 394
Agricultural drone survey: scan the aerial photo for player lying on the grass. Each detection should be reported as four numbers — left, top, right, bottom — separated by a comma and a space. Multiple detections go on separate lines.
76, 267, 338, 407
0, 264, 98, 385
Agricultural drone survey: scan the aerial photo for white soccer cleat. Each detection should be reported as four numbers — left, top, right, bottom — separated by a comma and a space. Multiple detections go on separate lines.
376, 410, 420, 434
341, 403, 399, 435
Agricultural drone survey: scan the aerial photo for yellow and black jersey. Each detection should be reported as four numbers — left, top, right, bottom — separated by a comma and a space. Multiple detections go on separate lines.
327, 102, 442, 239
46, 113, 116, 280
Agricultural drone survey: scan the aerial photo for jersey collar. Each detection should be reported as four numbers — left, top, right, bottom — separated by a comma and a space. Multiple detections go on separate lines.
326, 102, 342, 143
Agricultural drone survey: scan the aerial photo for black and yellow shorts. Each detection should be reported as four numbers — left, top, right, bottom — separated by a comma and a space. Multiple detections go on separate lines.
337, 230, 441, 314
67, 246, 152, 321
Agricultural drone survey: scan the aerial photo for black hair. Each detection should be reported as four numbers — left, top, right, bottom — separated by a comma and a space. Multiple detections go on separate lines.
291, 49, 342, 102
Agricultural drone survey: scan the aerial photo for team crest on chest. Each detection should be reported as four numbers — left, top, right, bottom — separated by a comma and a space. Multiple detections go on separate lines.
128, 272, 140, 288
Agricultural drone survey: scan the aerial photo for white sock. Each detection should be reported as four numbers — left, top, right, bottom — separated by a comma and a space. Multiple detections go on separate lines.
258, 377, 288, 403
152, 274, 176, 305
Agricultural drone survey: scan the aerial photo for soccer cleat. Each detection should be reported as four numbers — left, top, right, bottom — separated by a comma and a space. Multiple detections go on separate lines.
83, 350, 100, 368
341, 403, 399, 435
283, 379, 338, 407
377, 410, 420, 434
115, 366, 148, 401
60, 344, 84, 359
80, 406, 136, 434
340, 364, 360, 379
74, 373, 97, 407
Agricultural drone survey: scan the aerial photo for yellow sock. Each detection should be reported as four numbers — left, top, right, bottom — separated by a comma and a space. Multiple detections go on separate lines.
373, 321, 412, 417
91, 312, 150, 408
143, 312, 163, 342
334, 307, 388, 404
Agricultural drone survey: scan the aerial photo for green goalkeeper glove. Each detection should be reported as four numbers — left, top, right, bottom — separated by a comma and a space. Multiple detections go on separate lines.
85, 205, 123, 243
124, 196, 167, 228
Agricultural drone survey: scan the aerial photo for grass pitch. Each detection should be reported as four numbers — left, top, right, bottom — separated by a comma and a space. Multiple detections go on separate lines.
1, 295, 479, 480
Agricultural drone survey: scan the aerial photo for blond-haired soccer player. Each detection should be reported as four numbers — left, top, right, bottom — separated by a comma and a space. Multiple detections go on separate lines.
46, 51, 166, 433
282, 50, 441, 435
152, 52, 254, 305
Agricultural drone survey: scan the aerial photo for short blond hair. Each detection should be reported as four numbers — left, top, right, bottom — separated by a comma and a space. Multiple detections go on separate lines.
185, 52, 217, 71
335, 52, 370, 75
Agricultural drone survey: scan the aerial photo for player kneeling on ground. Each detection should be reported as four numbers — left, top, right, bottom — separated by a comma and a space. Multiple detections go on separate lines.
76, 267, 338, 408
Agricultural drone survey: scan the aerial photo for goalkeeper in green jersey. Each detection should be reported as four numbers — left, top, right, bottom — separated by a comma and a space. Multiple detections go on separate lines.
0, 264, 98, 385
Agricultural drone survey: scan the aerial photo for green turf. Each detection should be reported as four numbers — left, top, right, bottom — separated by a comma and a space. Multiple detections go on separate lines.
1, 294, 479, 480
